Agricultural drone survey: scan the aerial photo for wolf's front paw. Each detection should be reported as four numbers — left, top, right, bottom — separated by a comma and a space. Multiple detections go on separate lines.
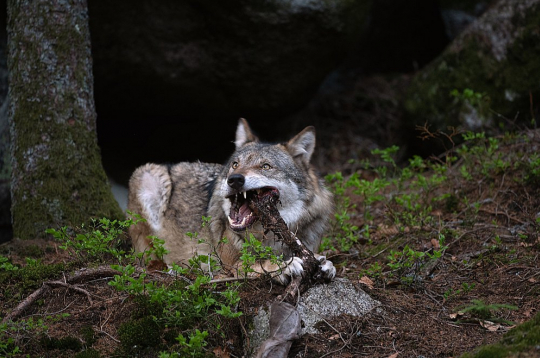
275, 256, 304, 285
317, 255, 336, 281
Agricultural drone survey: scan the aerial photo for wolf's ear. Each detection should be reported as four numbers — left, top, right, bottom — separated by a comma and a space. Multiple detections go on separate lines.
235, 118, 259, 149
286, 126, 316, 164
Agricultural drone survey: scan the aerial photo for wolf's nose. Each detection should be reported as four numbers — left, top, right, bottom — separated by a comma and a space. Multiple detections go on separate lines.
227, 174, 245, 190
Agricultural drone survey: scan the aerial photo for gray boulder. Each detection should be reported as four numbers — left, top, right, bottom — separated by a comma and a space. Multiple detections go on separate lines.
404, 0, 540, 134
89, 0, 371, 118
249, 278, 380, 356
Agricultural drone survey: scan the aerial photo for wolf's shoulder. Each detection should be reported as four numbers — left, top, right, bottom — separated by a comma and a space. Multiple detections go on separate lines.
169, 161, 224, 182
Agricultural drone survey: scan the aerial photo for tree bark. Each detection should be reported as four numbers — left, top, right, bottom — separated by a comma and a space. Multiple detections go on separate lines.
7, 0, 123, 240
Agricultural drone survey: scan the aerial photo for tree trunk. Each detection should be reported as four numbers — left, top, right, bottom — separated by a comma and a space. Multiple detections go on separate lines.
7, 0, 123, 240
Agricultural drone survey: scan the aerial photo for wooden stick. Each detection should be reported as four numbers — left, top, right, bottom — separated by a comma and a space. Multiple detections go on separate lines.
249, 190, 326, 300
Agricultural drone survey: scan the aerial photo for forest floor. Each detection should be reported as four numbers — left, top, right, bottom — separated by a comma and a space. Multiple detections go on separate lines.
1, 126, 540, 358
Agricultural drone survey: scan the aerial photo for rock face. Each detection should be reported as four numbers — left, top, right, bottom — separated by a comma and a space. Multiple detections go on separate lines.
88, 0, 371, 119
404, 0, 540, 137
297, 278, 379, 334
249, 278, 380, 356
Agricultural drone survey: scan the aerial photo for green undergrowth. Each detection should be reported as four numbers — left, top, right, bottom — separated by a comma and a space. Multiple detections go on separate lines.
322, 127, 540, 286
1, 215, 246, 357
1, 211, 296, 356
320, 126, 540, 356
2, 126, 540, 357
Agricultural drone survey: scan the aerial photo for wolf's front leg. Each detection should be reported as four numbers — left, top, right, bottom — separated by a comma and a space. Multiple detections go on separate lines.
251, 255, 336, 285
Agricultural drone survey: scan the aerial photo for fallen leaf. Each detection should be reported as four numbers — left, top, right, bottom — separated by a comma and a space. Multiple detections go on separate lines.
147, 259, 168, 272
449, 311, 464, 320
329, 334, 340, 340
528, 277, 537, 283
479, 320, 501, 332
431, 238, 440, 249
388, 353, 399, 358
523, 307, 535, 318
359, 276, 375, 289
213, 346, 230, 358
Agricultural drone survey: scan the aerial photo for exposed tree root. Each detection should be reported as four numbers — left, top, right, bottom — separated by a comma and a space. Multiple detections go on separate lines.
2, 266, 120, 323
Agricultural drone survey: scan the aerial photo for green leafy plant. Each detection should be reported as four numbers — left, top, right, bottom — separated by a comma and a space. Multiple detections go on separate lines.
456, 299, 518, 324
47, 215, 243, 357
386, 234, 447, 284
47, 215, 143, 262
450, 88, 489, 109
1, 315, 62, 357
0, 255, 19, 272
240, 234, 283, 277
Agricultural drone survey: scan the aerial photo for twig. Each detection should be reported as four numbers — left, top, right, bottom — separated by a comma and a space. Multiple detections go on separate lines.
2, 285, 49, 324
208, 276, 258, 284
2, 266, 120, 323
478, 208, 527, 225
95, 328, 121, 343
46, 281, 93, 305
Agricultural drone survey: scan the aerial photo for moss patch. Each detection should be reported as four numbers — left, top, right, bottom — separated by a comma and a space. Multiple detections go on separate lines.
460, 312, 540, 358
40, 335, 83, 352
117, 316, 162, 354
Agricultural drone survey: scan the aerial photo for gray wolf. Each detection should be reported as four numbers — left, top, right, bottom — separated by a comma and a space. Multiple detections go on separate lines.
127, 118, 335, 284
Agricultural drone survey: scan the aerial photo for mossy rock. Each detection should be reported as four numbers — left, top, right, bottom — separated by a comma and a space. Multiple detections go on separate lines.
403, 0, 540, 146
79, 325, 97, 347
130, 294, 164, 320
460, 311, 540, 357
118, 316, 162, 353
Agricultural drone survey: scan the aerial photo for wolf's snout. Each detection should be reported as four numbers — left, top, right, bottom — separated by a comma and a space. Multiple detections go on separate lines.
227, 173, 245, 190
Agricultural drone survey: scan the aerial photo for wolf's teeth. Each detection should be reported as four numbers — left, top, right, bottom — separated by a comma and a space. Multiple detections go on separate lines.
243, 191, 247, 199
228, 216, 234, 225
256, 189, 261, 194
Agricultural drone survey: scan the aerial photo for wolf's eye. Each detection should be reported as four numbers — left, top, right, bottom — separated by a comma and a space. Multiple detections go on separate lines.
232, 162, 239, 169
261, 163, 271, 170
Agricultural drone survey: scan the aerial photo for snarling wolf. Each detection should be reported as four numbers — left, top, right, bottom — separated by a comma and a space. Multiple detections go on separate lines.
127, 119, 335, 284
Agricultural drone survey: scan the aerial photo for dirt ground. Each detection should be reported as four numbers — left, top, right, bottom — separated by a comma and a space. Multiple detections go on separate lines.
1, 123, 540, 357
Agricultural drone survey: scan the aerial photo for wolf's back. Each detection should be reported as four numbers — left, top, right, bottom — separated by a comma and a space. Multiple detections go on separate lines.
127, 162, 223, 257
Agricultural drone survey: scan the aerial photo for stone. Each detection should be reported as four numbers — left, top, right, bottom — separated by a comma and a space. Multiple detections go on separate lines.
248, 278, 381, 355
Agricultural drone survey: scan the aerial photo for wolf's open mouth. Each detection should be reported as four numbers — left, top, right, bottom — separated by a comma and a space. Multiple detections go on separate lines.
227, 187, 279, 231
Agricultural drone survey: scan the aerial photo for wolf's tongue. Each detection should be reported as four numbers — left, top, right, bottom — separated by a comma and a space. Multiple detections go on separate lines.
229, 200, 251, 223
